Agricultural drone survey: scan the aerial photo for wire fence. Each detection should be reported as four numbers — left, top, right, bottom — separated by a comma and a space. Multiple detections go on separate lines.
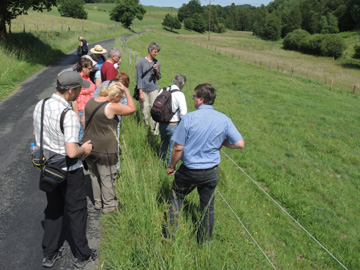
220, 149, 349, 270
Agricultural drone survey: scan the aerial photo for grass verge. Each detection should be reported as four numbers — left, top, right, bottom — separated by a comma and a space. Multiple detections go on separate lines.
100, 31, 360, 269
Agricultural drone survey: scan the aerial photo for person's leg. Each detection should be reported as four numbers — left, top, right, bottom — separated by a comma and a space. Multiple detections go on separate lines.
87, 159, 102, 210
116, 121, 121, 170
148, 89, 160, 134
196, 167, 219, 243
97, 163, 118, 214
140, 92, 151, 126
65, 168, 91, 260
165, 165, 196, 239
42, 188, 65, 258
159, 123, 170, 161
78, 110, 84, 140
166, 124, 178, 167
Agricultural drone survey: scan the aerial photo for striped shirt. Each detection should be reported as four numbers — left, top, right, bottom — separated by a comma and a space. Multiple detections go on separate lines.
33, 93, 81, 170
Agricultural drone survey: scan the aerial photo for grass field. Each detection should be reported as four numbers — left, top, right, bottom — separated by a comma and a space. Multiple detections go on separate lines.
100, 31, 360, 269
1, 5, 359, 269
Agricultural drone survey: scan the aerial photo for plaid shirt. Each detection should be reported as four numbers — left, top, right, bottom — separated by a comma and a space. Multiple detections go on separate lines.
33, 93, 81, 170
76, 74, 95, 111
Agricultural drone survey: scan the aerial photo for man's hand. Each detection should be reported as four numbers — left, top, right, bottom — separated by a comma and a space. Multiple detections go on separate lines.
167, 166, 175, 175
81, 140, 93, 155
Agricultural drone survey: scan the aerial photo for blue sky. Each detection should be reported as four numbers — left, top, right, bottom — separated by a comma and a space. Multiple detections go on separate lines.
140, 1, 272, 9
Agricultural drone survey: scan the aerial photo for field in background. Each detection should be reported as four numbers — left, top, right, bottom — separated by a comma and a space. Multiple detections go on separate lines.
173, 31, 360, 92
100, 31, 359, 269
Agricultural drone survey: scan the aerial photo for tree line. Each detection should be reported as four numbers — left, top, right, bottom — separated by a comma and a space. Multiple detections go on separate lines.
1, 0, 359, 54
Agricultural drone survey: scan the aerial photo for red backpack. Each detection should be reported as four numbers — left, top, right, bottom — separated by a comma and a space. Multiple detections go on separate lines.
151, 87, 180, 123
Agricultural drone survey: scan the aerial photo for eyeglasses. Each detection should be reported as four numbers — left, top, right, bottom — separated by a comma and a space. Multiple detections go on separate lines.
192, 95, 196, 99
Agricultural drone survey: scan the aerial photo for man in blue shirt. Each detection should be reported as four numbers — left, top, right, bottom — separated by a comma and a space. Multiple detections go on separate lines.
164, 83, 244, 243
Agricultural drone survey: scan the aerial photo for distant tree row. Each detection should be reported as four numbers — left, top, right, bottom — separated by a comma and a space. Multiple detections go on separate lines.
160, 0, 359, 40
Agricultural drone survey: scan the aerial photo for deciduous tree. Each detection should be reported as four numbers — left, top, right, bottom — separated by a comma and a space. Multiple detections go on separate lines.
110, 0, 145, 29
58, 0, 87, 20
162, 13, 181, 31
0, 0, 56, 41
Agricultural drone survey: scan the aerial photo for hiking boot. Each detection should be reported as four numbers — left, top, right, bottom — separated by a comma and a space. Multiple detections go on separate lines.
42, 246, 67, 268
73, 248, 98, 268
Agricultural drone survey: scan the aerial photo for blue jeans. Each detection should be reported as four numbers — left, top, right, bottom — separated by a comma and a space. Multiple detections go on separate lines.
78, 110, 84, 141
164, 164, 219, 243
159, 122, 178, 166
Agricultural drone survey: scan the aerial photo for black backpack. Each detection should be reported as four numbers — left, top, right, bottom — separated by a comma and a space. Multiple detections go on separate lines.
82, 39, 88, 55
151, 87, 180, 123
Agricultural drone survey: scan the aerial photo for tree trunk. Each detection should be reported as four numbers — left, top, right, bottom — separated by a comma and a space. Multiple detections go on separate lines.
0, 0, 8, 41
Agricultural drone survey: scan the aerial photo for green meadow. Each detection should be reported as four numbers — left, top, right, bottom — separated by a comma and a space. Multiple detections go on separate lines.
0, 4, 359, 269
101, 31, 359, 270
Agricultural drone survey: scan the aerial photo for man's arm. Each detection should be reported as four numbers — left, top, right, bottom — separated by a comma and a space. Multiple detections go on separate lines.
166, 142, 184, 175
222, 139, 244, 149
65, 141, 92, 159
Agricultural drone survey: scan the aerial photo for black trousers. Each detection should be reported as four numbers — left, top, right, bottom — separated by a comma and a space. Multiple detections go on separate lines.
42, 168, 91, 260
166, 164, 219, 243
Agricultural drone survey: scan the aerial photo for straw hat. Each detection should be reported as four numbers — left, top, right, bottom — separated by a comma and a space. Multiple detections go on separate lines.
90, 45, 107, 54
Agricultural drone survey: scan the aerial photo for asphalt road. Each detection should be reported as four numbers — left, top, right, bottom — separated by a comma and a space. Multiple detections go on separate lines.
0, 38, 118, 270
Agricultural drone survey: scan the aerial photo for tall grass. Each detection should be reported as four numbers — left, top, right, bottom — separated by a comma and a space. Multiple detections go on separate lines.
99, 31, 360, 269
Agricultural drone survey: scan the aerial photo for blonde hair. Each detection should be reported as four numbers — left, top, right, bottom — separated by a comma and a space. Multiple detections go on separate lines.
100, 82, 121, 100
78, 36, 83, 41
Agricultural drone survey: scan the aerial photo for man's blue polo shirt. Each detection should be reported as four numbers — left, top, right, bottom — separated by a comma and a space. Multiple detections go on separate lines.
172, 105, 242, 169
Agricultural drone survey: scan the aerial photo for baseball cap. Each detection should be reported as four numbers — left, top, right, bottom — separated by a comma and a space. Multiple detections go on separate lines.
57, 71, 90, 89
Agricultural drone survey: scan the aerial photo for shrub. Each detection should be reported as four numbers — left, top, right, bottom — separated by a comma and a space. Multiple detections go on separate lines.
353, 44, 360, 59
184, 18, 194, 30
214, 23, 226, 33
283, 29, 310, 50
58, 0, 87, 20
320, 35, 346, 58
301, 34, 324, 55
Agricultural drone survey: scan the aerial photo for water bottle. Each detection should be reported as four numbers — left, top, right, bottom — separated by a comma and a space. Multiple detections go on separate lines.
30, 142, 39, 157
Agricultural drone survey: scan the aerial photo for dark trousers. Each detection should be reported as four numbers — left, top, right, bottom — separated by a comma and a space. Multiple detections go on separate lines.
166, 164, 219, 243
42, 168, 91, 260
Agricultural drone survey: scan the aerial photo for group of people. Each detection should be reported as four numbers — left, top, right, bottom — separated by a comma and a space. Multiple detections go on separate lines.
32, 40, 244, 269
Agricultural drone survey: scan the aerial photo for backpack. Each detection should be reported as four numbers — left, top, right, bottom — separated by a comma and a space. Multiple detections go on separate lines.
89, 68, 99, 84
81, 39, 88, 55
151, 87, 180, 123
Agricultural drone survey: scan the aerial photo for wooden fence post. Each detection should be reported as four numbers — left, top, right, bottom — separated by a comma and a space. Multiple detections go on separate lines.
291, 67, 294, 77
330, 79, 334, 90
353, 85, 356, 93
23, 24, 25, 33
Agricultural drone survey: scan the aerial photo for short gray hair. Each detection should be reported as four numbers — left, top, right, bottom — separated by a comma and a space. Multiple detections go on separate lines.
108, 47, 121, 58
173, 74, 187, 89
148, 42, 161, 52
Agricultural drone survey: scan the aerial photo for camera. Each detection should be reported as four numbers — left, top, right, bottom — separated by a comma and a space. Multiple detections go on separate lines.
149, 73, 157, 83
